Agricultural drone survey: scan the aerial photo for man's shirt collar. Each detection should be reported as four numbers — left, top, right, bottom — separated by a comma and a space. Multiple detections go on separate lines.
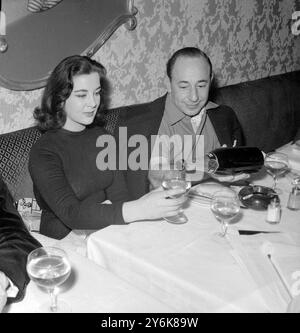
164, 93, 219, 126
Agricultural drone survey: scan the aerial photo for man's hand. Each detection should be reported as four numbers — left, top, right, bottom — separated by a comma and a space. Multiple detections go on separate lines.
211, 172, 250, 183
0, 271, 8, 312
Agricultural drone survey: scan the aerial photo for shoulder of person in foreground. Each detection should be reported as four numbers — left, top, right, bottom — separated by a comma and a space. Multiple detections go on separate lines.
0, 177, 41, 305
0, 272, 8, 312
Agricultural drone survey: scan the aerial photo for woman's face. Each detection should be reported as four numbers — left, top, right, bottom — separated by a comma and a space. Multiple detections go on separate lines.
63, 72, 101, 131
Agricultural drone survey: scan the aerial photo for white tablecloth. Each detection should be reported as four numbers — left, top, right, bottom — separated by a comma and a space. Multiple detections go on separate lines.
87, 155, 300, 313
5, 233, 174, 313
88, 213, 270, 312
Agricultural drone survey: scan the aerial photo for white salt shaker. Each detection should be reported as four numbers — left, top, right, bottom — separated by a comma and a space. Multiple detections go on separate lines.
266, 198, 281, 224
287, 178, 300, 211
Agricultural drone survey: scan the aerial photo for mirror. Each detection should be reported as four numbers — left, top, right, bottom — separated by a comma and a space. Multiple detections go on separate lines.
0, 0, 137, 91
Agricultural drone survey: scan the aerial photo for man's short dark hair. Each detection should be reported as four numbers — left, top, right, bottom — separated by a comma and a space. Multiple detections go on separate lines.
166, 47, 212, 80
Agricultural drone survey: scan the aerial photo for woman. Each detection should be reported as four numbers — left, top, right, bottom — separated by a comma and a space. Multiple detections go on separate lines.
29, 55, 185, 239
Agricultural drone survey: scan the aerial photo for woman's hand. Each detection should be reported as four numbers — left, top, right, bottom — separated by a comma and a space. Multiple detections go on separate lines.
123, 187, 187, 222
148, 170, 166, 190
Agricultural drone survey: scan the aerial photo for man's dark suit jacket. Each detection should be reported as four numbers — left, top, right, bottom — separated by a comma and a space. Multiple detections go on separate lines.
0, 177, 41, 303
294, 128, 300, 142
116, 94, 245, 200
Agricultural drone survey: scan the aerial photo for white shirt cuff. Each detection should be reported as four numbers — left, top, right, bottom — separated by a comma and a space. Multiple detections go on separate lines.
6, 277, 19, 298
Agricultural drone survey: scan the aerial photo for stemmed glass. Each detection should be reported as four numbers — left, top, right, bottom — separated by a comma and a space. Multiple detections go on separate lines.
264, 152, 289, 194
210, 188, 240, 237
161, 165, 191, 224
26, 247, 71, 313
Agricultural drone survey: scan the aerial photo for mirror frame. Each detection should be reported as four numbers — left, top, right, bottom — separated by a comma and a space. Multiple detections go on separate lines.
0, 0, 137, 91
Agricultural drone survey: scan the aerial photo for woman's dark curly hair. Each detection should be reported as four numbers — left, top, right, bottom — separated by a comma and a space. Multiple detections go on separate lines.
34, 55, 107, 131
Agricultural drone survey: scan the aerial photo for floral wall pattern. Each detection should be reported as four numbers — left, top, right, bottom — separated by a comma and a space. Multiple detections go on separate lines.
0, 0, 299, 134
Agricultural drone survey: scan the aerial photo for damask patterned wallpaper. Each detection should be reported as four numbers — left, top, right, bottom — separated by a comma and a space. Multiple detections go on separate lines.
0, 0, 299, 134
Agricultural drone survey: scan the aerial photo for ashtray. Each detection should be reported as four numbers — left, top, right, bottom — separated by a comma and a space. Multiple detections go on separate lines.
238, 185, 278, 210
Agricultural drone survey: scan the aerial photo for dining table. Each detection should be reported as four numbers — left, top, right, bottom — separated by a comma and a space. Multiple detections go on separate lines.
87, 143, 300, 313
5, 233, 175, 313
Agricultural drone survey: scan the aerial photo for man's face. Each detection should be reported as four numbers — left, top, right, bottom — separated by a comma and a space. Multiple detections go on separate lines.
169, 56, 212, 117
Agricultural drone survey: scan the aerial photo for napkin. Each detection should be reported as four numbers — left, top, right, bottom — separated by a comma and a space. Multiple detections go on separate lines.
227, 231, 300, 312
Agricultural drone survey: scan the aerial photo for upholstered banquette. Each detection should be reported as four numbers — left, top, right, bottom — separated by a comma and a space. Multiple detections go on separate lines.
0, 70, 299, 201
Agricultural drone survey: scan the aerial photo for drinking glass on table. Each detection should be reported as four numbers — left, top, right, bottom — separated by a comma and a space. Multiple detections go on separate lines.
162, 164, 191, 224
26, 247, 71, 313
210, 188, 240, 237
264, 152, 289, 194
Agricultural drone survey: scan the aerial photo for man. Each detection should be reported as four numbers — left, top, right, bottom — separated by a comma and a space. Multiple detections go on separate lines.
0, 176, 41, 312
148, 47, 246, 187
294, 128, 300, 144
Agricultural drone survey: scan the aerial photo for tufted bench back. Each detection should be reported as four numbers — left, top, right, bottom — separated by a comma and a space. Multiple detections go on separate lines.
211, 70, 300, 152
0, 127, 42, 200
